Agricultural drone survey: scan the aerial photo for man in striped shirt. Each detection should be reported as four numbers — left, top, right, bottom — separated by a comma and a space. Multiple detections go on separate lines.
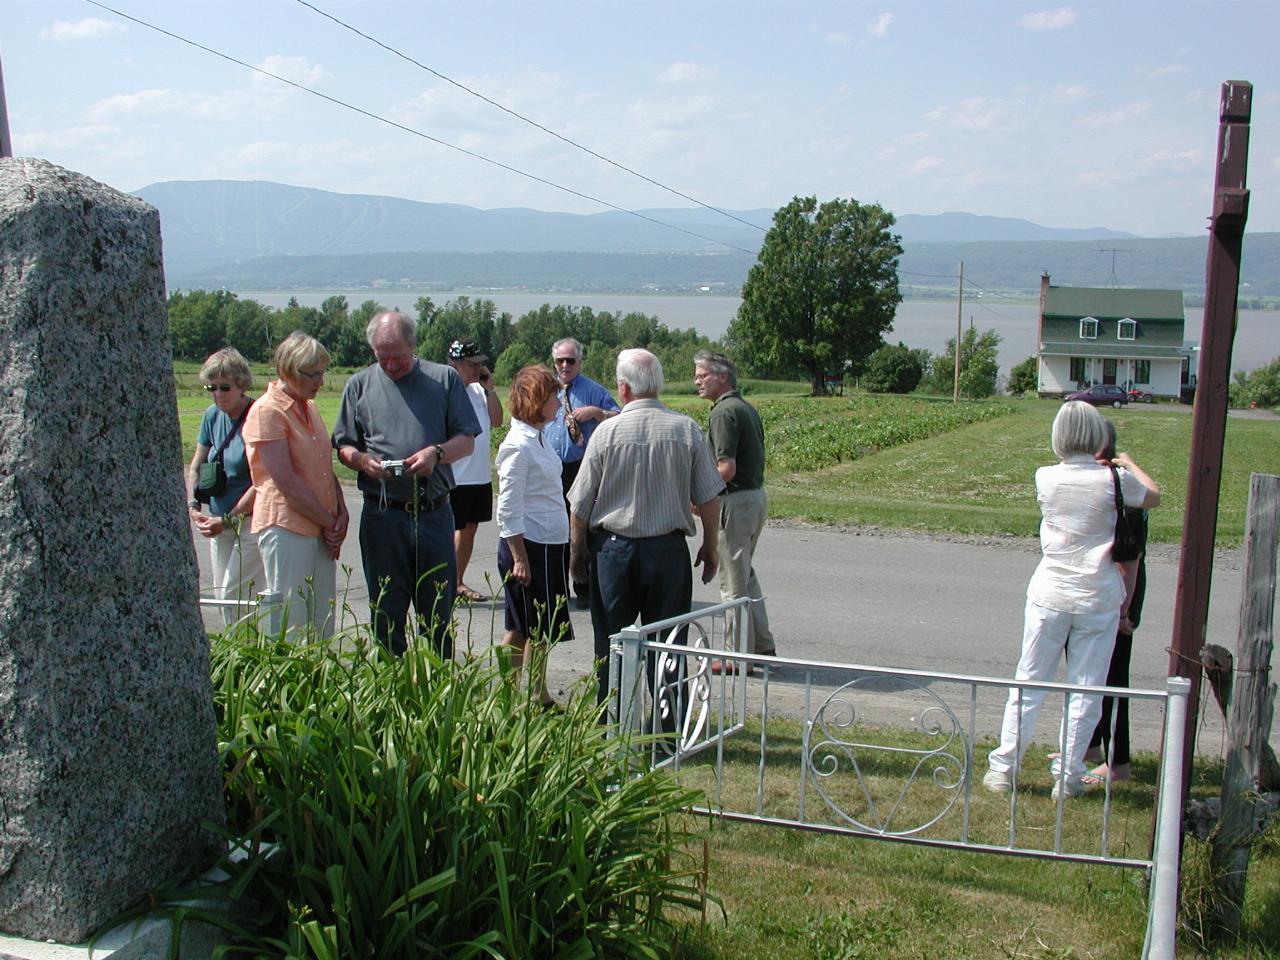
568, 348, 725, 714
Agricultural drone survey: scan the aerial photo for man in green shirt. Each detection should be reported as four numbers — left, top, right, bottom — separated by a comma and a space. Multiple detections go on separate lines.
694, 350, 776, 672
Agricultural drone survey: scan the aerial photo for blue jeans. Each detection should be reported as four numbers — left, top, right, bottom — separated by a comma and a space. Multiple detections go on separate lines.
359, 500, 456, 656
589, 530, 692, 728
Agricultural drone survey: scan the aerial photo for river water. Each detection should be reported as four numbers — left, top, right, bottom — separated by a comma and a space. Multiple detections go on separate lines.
240, 289, 1277, 376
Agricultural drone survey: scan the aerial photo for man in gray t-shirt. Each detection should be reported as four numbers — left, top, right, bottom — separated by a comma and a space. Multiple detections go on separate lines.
332, 311, 481, 655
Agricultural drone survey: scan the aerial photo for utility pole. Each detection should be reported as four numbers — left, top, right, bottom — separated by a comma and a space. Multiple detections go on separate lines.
1169, 80, 1253, 798
0, 53, 13, 159
953, 261, 964, 402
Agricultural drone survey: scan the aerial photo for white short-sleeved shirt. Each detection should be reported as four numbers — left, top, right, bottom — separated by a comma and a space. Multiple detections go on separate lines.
451, 382, 493, 486
1027, 455, 1150, 615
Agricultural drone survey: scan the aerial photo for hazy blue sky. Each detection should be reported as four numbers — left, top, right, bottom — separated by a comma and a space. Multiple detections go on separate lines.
6, 1, 1277, 236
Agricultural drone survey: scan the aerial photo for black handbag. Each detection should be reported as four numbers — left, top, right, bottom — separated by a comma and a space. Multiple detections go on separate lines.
1109, 465, 1140, 563
194, 401, 251, 504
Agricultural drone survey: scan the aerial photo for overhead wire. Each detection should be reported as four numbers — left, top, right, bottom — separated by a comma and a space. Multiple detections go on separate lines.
293, 0, 767, 234
82, 0, 760, 256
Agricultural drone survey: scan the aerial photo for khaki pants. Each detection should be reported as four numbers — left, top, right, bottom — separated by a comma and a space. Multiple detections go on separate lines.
717, 487, 774, 654
258, 526, 336, 639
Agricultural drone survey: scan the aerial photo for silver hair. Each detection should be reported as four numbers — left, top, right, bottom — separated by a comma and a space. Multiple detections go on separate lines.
694, 349, 738, 388
1051, 400, 1108, 460
200, 347, 253, 390
365, 310, 416, 348
552, 337, 584, 360
616, 348, 664, 397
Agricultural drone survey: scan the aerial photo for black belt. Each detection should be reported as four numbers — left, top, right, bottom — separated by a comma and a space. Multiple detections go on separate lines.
365, 493, 450, 512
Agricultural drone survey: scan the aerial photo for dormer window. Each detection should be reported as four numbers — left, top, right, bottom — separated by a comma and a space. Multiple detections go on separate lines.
1079, 317, 1098, 340
1117, 318, 1137, 341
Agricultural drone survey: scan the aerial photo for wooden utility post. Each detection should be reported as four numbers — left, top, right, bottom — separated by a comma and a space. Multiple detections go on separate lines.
1211, 473, 1280, 934
0, 53, 13, 159
953, 261, 964, 402
1168, 80, 1253, 793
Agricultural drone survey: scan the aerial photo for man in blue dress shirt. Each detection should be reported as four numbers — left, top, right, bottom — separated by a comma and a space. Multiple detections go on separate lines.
543, 336, 620, 607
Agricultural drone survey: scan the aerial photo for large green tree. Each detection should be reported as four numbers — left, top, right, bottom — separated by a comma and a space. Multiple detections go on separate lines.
728, 196, 903, 395
928, 326, 1002, 399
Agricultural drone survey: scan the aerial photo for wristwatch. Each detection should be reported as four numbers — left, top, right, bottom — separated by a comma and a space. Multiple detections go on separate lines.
435, 444, 446, 464
188, 498, 201, 510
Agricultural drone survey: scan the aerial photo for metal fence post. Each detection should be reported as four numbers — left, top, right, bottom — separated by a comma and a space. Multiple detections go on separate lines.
1143, 676, 1191, 960
616, 626, 644, 741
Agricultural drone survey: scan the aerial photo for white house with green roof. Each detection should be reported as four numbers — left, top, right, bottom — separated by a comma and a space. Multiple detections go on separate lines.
1036, 274, 1193, 399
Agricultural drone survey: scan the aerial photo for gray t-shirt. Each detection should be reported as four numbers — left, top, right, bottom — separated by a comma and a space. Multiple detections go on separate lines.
332, 358, 482, 502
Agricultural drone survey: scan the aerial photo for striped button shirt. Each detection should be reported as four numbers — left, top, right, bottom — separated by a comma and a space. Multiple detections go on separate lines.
567, 398, 724, 538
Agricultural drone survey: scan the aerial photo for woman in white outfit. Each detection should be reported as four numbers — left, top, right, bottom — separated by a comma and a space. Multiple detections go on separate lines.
984, 401, 1160, 799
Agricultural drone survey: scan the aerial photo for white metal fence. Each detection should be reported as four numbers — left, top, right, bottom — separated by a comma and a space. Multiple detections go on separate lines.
607, 599, 1189, 960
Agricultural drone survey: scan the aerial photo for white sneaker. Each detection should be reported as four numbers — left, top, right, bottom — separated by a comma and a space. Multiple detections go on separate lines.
982, 769, 1013, 794
1052, 776, 1086, 800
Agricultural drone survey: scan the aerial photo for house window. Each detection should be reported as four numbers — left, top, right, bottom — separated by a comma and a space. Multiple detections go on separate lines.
1070, 357, 1087, 383
1118, 318, 1137, 340
1134, 360, 1150, 384
1079, 317, 1098, 339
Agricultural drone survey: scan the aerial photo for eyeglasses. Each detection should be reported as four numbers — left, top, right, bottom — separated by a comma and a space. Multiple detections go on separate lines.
553, 357, 578, 366
204, 384, 235, 393
298, 368, 326, 381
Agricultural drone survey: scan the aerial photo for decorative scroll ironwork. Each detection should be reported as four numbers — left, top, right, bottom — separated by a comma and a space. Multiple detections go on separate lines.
804, 676, 968, 836
654, 620, 714, 752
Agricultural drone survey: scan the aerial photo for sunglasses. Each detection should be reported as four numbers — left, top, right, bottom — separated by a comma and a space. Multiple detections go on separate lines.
553, 357, 578, 366
204, 384, 235, 393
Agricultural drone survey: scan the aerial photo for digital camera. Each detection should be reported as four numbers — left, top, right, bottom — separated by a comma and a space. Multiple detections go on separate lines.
382, 459, 406, 476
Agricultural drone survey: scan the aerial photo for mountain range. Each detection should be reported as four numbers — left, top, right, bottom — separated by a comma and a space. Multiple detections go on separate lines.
135, 180, 1279, 298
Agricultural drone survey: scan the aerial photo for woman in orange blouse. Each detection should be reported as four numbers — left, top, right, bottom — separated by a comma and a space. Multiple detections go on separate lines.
243, 331, 349, 638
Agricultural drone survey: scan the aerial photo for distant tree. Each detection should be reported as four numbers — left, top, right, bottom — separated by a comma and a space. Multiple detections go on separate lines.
929, 326, 1002, 399
168, 289, 236, 360
493, 342, 538, 383
1230, 357, 1280, 409
220, 297, 274, 363
1006, 355, 1039, 397
862, 342, 925, 394
728, 195, 903, 395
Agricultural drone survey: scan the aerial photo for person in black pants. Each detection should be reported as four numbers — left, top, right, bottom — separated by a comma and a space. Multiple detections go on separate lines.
1085, 419, 1148, 783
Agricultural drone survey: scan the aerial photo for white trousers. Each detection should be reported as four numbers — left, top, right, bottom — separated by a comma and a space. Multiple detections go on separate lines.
208, 524, 264, 628
988, 598, 1119, 782
717, 487, 774, 654
258, 526, 336, 640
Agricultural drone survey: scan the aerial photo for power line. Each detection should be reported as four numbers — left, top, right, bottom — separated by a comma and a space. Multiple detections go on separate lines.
82, 0, 760, 256
294, 0, 767, 234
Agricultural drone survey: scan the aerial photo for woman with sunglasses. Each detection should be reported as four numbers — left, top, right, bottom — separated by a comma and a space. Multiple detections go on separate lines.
187, 347, 264, 627
243, 331, 348, 638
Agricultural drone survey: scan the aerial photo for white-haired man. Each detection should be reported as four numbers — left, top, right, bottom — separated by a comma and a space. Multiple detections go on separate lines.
567, 348, 724, 717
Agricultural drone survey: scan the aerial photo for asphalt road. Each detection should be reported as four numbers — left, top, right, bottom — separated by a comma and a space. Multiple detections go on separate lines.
193, 490, 1268, 758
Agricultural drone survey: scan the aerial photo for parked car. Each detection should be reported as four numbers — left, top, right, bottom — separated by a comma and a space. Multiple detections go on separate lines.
1127, 388, 1155, 404
1065, 384, 1129, 408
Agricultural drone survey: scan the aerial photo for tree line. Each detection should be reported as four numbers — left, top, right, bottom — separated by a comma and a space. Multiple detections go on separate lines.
167, 290, 716, 384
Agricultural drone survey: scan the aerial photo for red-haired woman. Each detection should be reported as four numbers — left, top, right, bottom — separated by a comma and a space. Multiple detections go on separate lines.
495, 365, 573, 706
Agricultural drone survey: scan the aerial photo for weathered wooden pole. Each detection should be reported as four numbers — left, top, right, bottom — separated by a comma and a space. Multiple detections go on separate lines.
1168, 80, 1252, 794
953, 261, 963, 402
0, 53, 13, 159
1211, 473, 1279, 934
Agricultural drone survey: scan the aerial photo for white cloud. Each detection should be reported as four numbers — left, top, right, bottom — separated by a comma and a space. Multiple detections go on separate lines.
15, 124, 119, 151
898, 131, 930, 146
253, 55, 330, 90
1052, 84, 1088, 102
926, 97, 1006, 130
87, 89, 174, 121
867, 13, 894, 38
40, 17, 125, 41
1077, 102, 1150, 127
1020, 7, 1078, 30
912, 156, 944, 173
824, 32, 851, 46
1137, 64, 1189, 81
659, 62, 714, 84
628, 94, 715, 128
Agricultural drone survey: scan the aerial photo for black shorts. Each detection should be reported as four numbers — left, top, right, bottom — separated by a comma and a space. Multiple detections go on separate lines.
450, 483, 493, 530
497, 538, 573, 643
